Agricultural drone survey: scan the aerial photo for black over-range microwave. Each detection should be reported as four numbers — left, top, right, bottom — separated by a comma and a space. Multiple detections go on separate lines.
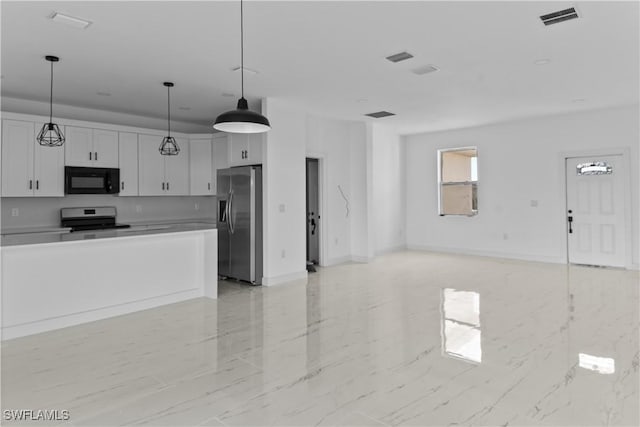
64, 166, 120, 194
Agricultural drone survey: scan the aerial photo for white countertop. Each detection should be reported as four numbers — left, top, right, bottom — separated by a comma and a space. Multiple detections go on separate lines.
1, 220, 216, 247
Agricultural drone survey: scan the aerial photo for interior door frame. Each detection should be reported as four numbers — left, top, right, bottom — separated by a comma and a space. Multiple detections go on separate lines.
306, 152, 327, 267
559, 147, 632, 269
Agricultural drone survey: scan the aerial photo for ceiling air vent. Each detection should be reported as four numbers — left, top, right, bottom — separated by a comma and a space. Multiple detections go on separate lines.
386, 51, 413, 63
540, 7, 579, 25
412, 65, 439, 75
365, 111, 395, 119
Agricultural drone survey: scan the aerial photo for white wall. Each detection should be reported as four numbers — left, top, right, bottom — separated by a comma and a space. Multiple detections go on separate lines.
262, 99, 308, 285
262, 99, 371, 284
370, 123, 406, 254
405, 105, 640, 268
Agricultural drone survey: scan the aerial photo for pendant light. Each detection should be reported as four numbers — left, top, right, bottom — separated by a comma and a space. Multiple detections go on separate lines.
213, 0, 270, 133
36, 55, 65, 147
159, 82, 180, 155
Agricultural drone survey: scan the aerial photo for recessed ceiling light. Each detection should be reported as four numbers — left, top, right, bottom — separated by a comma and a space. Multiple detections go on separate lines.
534, 59, 551, 65
356, 99, 368, 103
365, 111, 395, 119
412, 65, 440, 75
231, 66, 258, 75
572, 98, 586, 103
178, 107, 191, 111
222, 92, 236, 97
96, 91, 111, 97
386, 51, 413, 63
50, 12, 92, 29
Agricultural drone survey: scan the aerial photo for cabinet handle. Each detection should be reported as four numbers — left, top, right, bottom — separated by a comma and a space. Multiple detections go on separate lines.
208, 182, 211, 191
36, 180, 39, 190
95, 152, 98, 161
121, 182, 125, 190
166, 182, 170, 191
29, 180, 33, 190
162, 182, 165, 190
89, 152, 92, 160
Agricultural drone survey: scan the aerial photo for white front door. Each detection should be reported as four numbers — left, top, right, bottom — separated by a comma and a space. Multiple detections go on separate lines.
566, 155, 626, 267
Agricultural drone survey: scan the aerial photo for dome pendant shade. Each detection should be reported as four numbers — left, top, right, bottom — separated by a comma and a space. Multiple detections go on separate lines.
37, 55, 65, 147
37, 122, 65, 147
159, 136, 180, 156
213, 97, 271, 134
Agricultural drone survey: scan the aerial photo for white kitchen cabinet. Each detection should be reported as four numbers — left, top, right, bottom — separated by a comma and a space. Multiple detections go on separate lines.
164, 138, 189, 195
1, 119, 64, 197
118, 132, 139, 196
65, 126, 118, 167
212, 133, 229, 193
189, 137, 214, 195
138, 134, 189, 196
228, 133, 263, 166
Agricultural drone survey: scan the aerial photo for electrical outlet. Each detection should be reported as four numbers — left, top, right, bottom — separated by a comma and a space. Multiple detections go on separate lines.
195, 203, 200, 211
135, 205, 142, 213
279, 204, 285, 213
11, 208, 19, 217
334, 237, 339, 245
503, 233, 509, 240
530, 200, 538, 207
281, 250, 286, 258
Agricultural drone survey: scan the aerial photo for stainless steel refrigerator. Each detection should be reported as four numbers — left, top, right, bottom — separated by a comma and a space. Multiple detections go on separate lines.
217, 166, 263, 285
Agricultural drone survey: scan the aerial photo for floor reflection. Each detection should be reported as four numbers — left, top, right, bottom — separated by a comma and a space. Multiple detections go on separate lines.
441, 288, 482, 363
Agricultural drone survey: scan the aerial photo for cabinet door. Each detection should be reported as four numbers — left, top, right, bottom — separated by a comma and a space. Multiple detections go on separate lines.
189, 138, 213, 195
118, 132, 139, 196
1, 120, 35, 197
65, 126, 93, 166
138, 134, 166, 196
164, 137, 190, 195
228, 133, 250, 166
34, 140, 65, 197
212, 134, 229, 193
93, 129, 119, 167
248, 133, 263, 164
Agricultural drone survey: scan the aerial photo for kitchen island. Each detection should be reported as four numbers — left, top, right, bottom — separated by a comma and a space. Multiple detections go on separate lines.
1, 223, 217, 340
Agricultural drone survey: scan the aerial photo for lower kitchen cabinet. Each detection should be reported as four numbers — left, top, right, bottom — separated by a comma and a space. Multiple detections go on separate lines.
1, 119, 64, 197
138, 133, 189, 196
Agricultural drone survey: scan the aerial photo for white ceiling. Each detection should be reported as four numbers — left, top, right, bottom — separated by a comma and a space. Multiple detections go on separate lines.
2, 1, 638, 135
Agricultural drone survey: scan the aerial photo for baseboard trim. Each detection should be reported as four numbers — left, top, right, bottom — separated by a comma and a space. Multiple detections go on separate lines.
323, 256, 352, 267
1, 289, 202, 341
351, 255, 374, 263
375, 245, 407, 256
406, 244, 566, 265
262, 270, 308, 287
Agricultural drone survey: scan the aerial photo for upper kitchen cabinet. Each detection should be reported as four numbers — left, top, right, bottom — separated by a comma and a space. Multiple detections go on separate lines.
189, 136, 214, 196
138, 134, 189, 196
1, 119, 64, 197
212, 133, 229, 192
65, 126, 118, 168
228, 133, 263, 166
118, 132, 139, 196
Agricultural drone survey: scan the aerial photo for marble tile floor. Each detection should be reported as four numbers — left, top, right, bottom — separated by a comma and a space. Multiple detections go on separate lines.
1, 251, 638, 426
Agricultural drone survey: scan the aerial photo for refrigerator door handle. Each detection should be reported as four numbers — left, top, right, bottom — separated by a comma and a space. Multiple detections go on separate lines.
228, 190, 235, 234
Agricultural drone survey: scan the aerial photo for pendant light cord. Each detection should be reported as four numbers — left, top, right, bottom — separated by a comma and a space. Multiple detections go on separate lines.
240, 0, 244, 98
167, 85, 171, 137
49, 60, 54, 123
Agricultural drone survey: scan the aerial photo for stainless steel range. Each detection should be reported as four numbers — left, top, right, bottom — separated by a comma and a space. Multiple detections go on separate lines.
61, 206, 130, 232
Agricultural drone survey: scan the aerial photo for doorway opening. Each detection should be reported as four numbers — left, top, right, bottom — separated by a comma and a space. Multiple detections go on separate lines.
306, 158, 320, 272
565, 154, 628, 268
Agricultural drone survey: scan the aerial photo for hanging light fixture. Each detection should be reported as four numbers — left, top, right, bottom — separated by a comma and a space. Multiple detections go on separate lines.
213, 0, 270, 133
37, 55, 65, 147
159, 82, 180, 155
